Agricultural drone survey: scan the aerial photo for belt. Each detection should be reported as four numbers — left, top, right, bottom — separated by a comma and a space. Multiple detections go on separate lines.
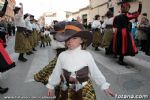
92, 28, 100, 31
106, 25, 113, 29
17, 27, 26, 32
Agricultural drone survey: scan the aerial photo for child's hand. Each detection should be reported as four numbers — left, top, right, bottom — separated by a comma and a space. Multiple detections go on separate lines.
48, 89, 55, 96
104, 88, 116, 97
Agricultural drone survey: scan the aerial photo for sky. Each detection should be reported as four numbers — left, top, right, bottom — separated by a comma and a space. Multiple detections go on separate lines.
16, 0, 89, 19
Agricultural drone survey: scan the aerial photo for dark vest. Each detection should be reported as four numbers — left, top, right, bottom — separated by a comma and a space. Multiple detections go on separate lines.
62, 66, 89, 84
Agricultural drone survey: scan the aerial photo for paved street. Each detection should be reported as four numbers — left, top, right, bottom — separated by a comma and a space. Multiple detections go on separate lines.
0, 36, 150, 100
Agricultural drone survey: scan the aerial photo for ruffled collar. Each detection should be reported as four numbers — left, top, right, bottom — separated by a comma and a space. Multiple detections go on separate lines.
67, 45, 82, 53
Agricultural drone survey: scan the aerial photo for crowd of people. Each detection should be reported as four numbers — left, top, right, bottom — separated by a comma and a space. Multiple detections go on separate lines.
90, 1, 150, 67
0, 0, 149, 99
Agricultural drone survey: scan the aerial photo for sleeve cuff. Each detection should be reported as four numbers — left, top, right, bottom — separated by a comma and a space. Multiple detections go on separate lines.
46, 84, 54, 90
101, 82, 110, 90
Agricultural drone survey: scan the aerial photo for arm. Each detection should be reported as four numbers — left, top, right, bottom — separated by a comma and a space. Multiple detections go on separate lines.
87, 52, 110, 90
15, 3, 23, 19
113, 16, 117, 28
102, 21, 106, 28
91, 21, 96, 29
87, 52, 115, 97
126, 2, 142, 20
19, 3, 23, 14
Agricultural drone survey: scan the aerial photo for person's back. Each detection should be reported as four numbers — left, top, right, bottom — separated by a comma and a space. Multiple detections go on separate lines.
114, 14, 129, 29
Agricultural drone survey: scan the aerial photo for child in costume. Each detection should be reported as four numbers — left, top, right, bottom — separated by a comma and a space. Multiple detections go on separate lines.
44, 28, 51, 46
47, 21, 115, 100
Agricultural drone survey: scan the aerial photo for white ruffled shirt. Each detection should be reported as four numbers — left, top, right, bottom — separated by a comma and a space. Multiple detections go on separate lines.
46, 45, 110, 90
102, 17, 114, 28
24, 17, 32, 31
14, 6, 26, 28
91, 20, 101, 29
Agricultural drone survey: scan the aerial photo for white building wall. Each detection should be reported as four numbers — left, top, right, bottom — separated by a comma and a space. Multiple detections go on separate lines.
90, 0, 108, 8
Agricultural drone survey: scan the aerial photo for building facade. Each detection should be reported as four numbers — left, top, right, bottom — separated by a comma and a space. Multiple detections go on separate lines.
89, 0, 150, 21
69, 6, 90, 26
69, 0, 150, 24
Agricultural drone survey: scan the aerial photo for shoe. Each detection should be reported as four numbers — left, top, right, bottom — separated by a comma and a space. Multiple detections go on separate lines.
29, 51, 34, 54
95, 47, 100, 51
113, 55, 118, 58
145, 52, 150, 56
118, 61, 128, 66
33, 48, 37, 51
26, 52, 31, 55
0, 87, 9, 94
18, 57, 27, 62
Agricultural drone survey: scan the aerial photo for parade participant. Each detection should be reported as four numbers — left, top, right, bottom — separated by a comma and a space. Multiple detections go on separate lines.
30, 15, 37, 51
102, 10, 114, 55
0, 0, 15, 94
35, 21, 40, 44
44, 28, 51, 46
131, 18, 138, 39
113, 1, 142, 66
47, 21, 115, 99
34, 21, 66, 100
34, 22, 66, 84
40, 30, 45, 48
92, 15, 102, 51
0, 34, 16, 94
24, 13, 33, 55
138, 13, 150, 55
14, 3, 30, 62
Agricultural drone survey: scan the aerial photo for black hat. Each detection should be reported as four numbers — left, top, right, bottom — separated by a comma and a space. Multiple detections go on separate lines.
13, 6, 20, 15
55, 21, 92, 46
105, 10, 113, 18
24, 13, 29, 19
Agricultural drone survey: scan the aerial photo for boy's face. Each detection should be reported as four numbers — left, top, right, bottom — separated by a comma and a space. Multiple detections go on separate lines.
65, 37, 83, 50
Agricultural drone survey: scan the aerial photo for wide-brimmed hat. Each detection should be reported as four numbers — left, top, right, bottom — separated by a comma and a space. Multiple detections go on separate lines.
50, 21, 67, 35
55, 21, 92, 46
